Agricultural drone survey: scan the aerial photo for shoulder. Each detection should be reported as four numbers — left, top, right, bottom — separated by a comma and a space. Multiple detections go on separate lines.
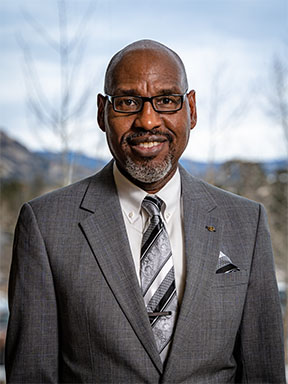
29, 175, 93, 207
179, 166, 262, 215
179, 167, 270, 246
200, 178, 258, 208
25, 161, 114, 215
14, 161, 118, 248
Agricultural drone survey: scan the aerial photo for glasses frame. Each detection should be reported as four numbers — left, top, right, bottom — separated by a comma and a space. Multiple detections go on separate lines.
106, 92, 188, 114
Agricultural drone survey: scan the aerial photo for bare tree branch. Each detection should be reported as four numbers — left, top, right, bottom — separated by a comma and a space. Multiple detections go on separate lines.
17, 34, 59, 125
20, 8, 59, 53
18, 0, 98, 185
205, 63, 249, 182
69, 1, 96, 52
262, 51, 288, 157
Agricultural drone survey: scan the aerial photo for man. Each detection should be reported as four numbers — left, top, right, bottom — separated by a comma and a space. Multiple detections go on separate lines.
6, 40, 286, 383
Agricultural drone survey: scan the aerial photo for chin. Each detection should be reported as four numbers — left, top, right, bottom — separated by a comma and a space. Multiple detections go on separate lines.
124, 155, 173, 183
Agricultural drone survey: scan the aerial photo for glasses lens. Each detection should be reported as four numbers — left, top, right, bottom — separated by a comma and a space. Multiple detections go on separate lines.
153, 95, 182, 111
113, 96, 142, 112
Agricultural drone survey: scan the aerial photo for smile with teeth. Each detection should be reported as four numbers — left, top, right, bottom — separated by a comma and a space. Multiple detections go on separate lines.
137, 141, 162, 148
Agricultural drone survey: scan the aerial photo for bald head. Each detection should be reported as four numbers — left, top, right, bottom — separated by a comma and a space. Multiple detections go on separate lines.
104, 39, 188, 94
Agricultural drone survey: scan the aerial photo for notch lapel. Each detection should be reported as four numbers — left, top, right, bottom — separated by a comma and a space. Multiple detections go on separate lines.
164, 167, 224, 375
79, 162, 163, 373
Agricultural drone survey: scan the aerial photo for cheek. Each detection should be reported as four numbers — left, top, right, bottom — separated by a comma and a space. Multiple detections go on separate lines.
105, 114, 132, 144
166, 116, 191, 143
175, 131, 189, 155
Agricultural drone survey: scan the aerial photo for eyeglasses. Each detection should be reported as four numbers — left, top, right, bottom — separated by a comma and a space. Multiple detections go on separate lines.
106, 92, 187, 113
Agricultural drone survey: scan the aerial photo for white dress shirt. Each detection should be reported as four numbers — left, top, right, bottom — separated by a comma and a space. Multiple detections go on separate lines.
113, 163, 186, 302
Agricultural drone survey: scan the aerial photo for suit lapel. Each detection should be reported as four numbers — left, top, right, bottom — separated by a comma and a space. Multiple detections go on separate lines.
164, 167, 224, 374
78, 163, 225, 375
79, 162, 163, 373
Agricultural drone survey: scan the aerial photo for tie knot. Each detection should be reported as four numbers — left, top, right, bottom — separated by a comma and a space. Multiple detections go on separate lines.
142, 195, 163, 217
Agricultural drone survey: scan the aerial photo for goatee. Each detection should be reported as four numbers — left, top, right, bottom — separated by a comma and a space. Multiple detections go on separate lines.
124, 155, 173, 183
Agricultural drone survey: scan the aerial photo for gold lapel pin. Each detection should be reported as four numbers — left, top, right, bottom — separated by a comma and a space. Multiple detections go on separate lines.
206, 226, 216, 232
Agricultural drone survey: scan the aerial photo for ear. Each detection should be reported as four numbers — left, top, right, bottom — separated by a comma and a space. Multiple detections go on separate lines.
187, 90, 197, 130
97, 94, 106, 132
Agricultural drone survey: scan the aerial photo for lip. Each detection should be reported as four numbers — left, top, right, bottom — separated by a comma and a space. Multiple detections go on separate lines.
130, 140, 168, 157
127, 134, 168, 145
125, 133, 170, 157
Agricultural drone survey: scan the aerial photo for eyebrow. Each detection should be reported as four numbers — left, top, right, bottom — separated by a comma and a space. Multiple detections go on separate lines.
112, 87, 183, 96
113, 89, 140, 96
157, 88, 183, 95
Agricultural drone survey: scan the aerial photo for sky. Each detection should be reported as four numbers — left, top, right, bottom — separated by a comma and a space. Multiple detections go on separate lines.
0, 0, 287, 162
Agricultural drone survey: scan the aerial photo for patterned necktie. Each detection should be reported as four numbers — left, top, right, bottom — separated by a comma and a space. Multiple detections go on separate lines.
140, 195, 178, 362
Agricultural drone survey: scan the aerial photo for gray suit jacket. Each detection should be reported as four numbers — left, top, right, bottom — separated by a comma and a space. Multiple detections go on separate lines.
6, 161, 286, 383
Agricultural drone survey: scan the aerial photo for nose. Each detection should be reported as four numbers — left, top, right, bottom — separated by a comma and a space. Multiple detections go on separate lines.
134, 100, 161, 130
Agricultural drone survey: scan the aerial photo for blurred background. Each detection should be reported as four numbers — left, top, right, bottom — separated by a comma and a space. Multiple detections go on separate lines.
0, 0, 287, 381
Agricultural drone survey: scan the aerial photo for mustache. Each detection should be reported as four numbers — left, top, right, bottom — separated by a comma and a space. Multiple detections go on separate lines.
124, 129, 173, 144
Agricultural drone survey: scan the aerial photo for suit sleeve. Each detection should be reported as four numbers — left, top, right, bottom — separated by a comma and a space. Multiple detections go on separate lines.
5, 203, 59, 383
236, 203, 286, 383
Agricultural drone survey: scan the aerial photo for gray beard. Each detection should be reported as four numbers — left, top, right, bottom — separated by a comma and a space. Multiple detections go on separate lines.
124, 155, 173, 183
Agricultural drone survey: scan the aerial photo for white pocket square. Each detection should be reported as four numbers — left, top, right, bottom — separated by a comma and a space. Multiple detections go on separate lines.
216, 251, 240, 274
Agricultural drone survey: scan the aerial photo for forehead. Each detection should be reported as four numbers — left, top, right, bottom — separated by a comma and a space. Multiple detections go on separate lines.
109, 49, 186, 94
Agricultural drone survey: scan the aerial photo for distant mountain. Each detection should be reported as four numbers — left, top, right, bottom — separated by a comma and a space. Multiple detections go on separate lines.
34, 151, 107, 173
0, 129, 287, 184
179, 158, 222, 177
0, 130, 106, 183
0, 130, 48, 181
260, 159, 288, 174
180, 158, 288, 179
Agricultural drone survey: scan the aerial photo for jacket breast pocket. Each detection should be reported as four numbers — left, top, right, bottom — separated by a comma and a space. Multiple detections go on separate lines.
212, 269, 249, 288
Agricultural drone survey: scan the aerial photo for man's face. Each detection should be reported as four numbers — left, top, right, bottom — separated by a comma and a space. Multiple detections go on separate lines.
98, 49, 197, 192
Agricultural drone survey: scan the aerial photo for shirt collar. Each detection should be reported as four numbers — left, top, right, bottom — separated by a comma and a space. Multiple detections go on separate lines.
113, 162, 181, 224
157, 168, 181, 223
113, 163, 146, 224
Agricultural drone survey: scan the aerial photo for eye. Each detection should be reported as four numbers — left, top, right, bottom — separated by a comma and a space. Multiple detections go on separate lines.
123, 98, 136, 106
155, 95, 180, 109
114, 96, 140, 111
158, 96, 175, 105
116, 97, 136, 106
